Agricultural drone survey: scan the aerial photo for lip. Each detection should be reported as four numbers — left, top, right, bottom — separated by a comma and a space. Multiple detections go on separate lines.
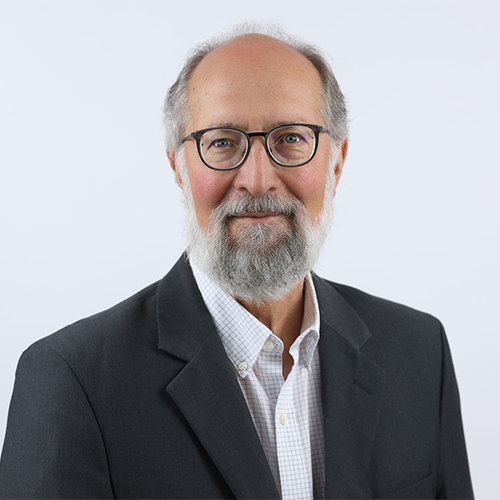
231, 212, 284, 223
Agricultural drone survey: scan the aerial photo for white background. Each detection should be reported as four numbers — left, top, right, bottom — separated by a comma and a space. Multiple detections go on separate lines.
1, 0, 499, 497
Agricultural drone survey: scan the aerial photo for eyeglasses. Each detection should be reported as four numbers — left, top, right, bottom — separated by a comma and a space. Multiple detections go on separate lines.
181, 123, 329, 171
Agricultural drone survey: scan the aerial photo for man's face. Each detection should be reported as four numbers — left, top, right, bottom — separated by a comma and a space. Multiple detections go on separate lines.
169, 35, 346, 302
173, 35, 343, 236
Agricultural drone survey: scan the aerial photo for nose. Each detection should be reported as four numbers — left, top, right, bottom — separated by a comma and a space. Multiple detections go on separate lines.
232, 138, 281, 196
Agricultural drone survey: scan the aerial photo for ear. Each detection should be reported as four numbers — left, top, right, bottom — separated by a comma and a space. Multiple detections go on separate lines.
167, 149, 183, 188
332, 139, 348, 192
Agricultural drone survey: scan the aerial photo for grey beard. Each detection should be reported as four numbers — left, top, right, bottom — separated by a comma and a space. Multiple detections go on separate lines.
177, 147, 337, 304
186, 191, 333, 304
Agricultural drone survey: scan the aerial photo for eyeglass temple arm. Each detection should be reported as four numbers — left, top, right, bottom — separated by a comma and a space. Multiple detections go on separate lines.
181, 132, 197, 144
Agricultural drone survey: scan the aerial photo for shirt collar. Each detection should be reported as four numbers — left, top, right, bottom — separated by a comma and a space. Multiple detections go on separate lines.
191, 262, 321, 377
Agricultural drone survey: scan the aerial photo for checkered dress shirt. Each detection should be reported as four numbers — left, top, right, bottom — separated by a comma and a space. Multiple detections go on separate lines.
191, 263, 325, 500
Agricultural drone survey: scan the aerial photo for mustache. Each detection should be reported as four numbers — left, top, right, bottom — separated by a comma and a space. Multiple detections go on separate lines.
211, 193, 304, 222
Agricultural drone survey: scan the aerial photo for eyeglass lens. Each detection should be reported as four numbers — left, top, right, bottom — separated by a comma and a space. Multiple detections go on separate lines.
199, 125, 316, 170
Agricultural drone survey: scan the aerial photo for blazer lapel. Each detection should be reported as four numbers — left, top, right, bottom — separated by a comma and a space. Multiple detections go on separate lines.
314, 276, 386, 499
156, 256, 280, 499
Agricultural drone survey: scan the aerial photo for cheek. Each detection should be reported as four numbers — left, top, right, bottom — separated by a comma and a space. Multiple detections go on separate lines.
290, 143, 334, 218
187, 168, 234, 226
281, 165, 329, 218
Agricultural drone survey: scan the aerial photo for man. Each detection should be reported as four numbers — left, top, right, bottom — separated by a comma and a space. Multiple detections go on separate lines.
0, 24, 473, 499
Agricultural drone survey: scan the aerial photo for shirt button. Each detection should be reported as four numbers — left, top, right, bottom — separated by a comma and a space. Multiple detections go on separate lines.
237, 361, 248, 372
263, 340, 275, 352
279, 413, 289, 426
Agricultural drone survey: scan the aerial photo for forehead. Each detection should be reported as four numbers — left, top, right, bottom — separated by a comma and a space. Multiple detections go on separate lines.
187, 35, 324, 130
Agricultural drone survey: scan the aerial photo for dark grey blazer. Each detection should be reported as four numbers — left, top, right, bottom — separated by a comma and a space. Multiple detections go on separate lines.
0, 256, 473, 499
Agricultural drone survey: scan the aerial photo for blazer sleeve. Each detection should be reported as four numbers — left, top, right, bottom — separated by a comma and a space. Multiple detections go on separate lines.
437, 326, 474, 499
0, 343, 114, 499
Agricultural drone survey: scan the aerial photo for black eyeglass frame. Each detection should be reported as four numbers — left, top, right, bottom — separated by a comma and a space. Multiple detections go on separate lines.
181, 123, 329, 171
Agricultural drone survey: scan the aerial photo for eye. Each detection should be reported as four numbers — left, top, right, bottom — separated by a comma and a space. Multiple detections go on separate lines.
212, 138, 231, 149
283, 133, 301, 144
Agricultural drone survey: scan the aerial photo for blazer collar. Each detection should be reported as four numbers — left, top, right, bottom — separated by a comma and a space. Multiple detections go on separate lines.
156, 258, 374, 360
314, 274, 386, 498
156, 255, 214, 361
156, 255, 280, 499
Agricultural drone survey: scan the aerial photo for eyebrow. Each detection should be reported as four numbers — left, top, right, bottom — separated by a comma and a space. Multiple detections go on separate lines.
206, 120, 311, 131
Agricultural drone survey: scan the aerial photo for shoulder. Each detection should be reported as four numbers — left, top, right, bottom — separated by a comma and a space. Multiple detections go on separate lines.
315, 276, 442, 329
23, 280, 161, 372
326, 278, 441, 329
17, 255, 200, 381
313, 275, 445, 359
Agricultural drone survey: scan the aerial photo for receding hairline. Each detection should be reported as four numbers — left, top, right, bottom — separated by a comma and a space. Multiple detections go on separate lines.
190, 32, 322, 83
185, 33, 326, 133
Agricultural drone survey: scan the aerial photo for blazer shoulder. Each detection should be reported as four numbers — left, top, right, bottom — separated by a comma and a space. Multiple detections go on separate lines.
319, 276, 442, 330
29, 280, 161, 367
313, 275, 445, 360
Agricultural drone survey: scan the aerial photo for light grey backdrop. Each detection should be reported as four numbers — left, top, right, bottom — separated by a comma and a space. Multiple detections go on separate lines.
1, 0, 498, 497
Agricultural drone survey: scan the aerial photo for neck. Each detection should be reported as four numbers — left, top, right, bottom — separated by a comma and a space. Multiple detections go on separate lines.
237, 278, 306, 379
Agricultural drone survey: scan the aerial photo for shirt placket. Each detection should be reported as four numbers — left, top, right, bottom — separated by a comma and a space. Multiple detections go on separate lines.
275, 345, 313, 500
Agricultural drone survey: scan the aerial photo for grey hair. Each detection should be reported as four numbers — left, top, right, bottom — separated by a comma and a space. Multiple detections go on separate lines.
163, 21, 348, 154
